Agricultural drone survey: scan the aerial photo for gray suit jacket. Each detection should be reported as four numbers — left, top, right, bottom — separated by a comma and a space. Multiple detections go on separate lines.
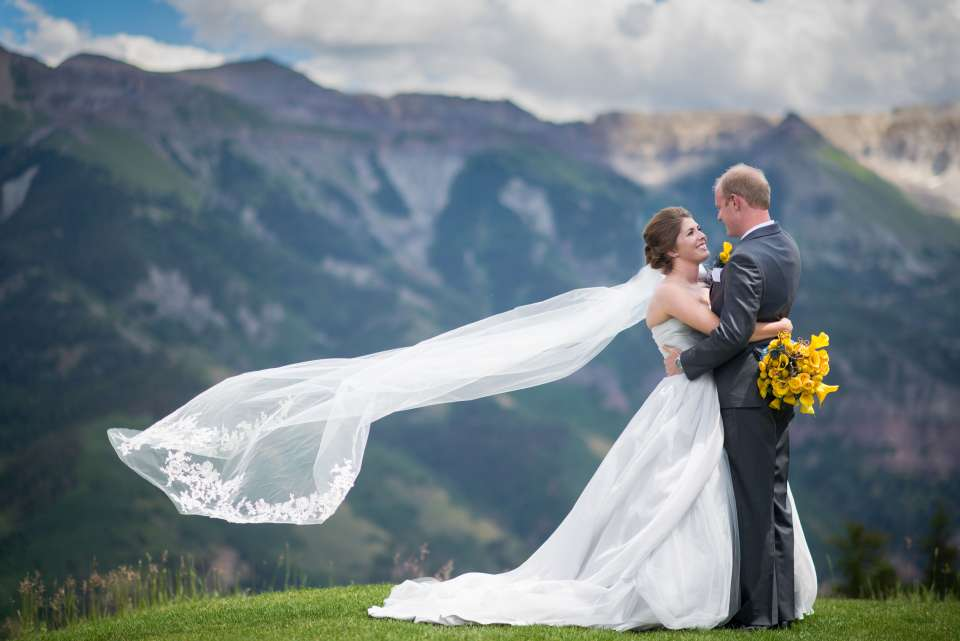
679, 223, 801, 408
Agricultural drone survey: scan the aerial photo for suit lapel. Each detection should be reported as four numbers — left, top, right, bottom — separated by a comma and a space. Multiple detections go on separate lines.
709, 276, 723, 313
710, 223, 780, 313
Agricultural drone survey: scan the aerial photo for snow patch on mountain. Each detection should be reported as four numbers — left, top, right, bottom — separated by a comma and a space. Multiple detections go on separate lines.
2, 165, 39, 222
132, 266, 228, 332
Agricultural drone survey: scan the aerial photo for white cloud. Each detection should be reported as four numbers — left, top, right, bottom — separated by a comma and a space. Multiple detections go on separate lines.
166, 0, 960, 121
2, 0, 955, 121
2, 0, 225, 71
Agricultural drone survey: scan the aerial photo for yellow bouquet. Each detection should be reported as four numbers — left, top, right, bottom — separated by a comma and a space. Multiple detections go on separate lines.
757, 330, 839, 415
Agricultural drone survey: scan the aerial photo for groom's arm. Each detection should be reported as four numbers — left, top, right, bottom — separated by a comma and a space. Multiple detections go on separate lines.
679, 253, 763, 380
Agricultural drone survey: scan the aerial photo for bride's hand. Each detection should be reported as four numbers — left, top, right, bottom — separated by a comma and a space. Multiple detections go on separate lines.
663, 346, 682, 376
777, 317, 793, 335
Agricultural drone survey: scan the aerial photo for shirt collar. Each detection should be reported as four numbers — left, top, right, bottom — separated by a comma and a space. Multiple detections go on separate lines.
740, 219, 776, 241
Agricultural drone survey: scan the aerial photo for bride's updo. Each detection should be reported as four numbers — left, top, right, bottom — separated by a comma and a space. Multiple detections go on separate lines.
643, 206, 692, 273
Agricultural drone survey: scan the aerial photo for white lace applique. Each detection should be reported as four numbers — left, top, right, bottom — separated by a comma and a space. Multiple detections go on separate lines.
114, 413, 201, 456
114, 395, 297, 457
114, 433, 139, 457
159, 450, 357, 524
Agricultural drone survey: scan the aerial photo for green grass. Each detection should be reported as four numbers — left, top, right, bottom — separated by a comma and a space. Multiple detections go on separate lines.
16, 585, 960, 641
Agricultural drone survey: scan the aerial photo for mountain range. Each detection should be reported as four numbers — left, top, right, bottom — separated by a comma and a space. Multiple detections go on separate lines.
1, 45, 958, 617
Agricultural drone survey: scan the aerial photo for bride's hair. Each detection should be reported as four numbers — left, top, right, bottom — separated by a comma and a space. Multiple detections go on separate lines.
643, 206, 692, 273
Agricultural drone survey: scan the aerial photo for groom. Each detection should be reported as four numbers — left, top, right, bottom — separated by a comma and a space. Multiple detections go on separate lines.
664, 163, 801, 629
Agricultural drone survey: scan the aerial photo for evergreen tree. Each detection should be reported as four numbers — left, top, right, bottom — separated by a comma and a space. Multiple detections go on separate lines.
921, 502, 960, 598
830, 522, 898, 598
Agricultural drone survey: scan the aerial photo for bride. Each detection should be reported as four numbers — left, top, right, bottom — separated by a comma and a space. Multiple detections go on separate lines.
107, 207, 817, 631
365, 207, 817, 630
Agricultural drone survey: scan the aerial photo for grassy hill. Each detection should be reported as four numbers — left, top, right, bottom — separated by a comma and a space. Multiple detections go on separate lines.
14, 585, 960, 641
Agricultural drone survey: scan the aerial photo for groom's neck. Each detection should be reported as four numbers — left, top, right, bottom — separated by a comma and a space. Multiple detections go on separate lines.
737, 210, 771, 237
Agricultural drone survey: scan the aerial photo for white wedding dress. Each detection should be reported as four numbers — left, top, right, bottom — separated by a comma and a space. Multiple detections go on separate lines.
105, 264, 816, 630
367, 317, 818, 631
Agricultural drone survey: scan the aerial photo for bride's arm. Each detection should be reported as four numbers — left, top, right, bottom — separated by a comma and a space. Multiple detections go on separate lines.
752, 317, 792, 340
657, 283, 792, 340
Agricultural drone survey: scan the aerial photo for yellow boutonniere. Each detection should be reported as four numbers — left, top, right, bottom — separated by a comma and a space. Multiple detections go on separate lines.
718, 241, 733, 265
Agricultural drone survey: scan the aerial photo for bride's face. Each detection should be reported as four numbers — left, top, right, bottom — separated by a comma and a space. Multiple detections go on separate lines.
672, 217, 709, 264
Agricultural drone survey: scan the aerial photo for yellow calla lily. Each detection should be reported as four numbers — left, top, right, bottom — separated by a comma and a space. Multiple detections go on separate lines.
788, 377, 803, 394
816, 383, 839, 405
718, 241, 733, 264
758, 378, 770, 398
769, 398, 782, 410
810, 332, 830, 350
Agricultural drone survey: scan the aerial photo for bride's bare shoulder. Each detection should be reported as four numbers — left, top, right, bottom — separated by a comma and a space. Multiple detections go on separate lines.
647, 279, 709, 327
657, 279, 707, 299
646, 281, 679, 327
651, 279, 684, 303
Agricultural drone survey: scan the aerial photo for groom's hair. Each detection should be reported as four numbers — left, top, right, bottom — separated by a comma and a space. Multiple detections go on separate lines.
715, 164, 771, 209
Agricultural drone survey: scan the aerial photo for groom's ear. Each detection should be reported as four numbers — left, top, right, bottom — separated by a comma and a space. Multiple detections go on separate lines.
732, 194, 745, 212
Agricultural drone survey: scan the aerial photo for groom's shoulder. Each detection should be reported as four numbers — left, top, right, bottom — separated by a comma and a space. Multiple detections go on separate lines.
746, 224, 797, 250
778, 225, 798, 243
737, 227, 798, 267
749, 228, 800, 274
776, 226, 800, 254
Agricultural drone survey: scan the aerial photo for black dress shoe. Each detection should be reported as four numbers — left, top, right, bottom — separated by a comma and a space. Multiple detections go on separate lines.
726, 618, 797, 631
724, 621, 773, 630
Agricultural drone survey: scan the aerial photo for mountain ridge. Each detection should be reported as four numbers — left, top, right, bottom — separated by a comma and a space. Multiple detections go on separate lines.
7, 42, 954, 216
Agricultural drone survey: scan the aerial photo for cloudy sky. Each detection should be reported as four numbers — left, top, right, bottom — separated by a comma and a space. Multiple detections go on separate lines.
1, 0, 957, 122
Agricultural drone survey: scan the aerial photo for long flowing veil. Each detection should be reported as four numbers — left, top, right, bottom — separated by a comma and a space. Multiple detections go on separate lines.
107, 266, 665, 524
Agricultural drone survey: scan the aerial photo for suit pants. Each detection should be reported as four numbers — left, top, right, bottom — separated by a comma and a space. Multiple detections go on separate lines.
721, 405, 795, 626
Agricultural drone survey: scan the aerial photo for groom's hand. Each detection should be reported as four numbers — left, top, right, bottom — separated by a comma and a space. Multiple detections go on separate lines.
663, 346, 682, 376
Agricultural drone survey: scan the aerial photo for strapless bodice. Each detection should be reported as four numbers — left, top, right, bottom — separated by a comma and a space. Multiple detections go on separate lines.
649, 318, 707, 355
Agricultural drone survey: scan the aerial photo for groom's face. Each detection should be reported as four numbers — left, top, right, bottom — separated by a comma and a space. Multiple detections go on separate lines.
715, 188, 740, 237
